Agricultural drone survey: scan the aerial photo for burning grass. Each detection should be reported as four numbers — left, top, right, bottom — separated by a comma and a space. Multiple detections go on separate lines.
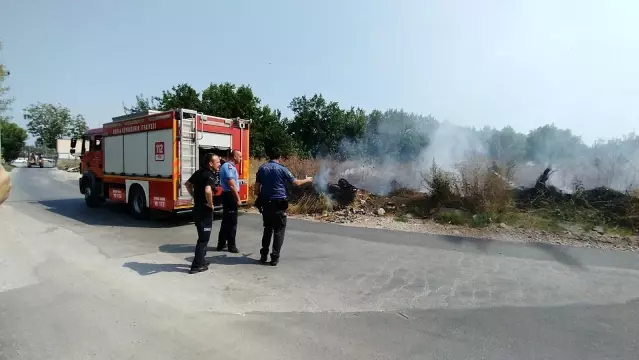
245, 156, 639, 234
248, 157, 321, 211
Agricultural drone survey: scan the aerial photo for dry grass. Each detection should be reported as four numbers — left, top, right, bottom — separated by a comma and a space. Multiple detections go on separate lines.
288, 193, 334, 214
281, 156, 321, 179
247, 156, 322, 211
244, 155, 639, 233
421, 158, 515, 223
246, 155, 515, 219
280, 157, 330, 214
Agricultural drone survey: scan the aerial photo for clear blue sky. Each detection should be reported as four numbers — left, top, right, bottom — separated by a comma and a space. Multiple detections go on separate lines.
2, 0, 638, 145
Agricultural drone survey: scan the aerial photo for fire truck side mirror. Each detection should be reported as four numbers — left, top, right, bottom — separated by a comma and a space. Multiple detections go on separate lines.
70, 138, 77, 148
70, 148, 76, 154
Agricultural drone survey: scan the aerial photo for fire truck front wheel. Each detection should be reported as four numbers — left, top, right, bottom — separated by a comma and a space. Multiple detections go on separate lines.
129, 185, 149, 220
84, 182, 100, 208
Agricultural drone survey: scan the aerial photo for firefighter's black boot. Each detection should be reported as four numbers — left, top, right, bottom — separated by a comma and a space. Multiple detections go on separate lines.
259, 248, 269, 264
189, 265, 209, 274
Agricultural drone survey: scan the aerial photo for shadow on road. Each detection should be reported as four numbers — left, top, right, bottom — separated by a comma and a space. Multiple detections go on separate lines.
436, 234, 584, 269
159, 244, 227, 253
37, 198, 247, 228
161, 245, 263, 266
37, 198, 194, 228
123, 254, 260, 276
434, 234, 491, 252
289, 218, 586, 269
159, 244, 199, 253
529, 242, 585, 269
208, 253, 261, 265
181, 253, 261, 266
122, 262, 191, 275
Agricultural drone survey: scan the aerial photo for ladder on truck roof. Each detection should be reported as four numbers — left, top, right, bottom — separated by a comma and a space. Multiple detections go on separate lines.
178, 109, 202, 202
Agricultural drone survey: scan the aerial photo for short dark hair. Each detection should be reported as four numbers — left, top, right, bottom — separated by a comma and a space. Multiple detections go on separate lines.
266, 147, 282, 160
204, 153, 215, 164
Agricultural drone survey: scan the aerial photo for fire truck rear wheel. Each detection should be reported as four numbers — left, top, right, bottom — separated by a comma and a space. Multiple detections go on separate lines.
129, 185, 149, 220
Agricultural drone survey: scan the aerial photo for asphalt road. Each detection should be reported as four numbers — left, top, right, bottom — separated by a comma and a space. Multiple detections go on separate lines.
1, 167, 638, 359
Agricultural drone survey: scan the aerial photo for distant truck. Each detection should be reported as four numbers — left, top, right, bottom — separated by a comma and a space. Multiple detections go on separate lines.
69, 108, 252, 219
27, 153, 44, 168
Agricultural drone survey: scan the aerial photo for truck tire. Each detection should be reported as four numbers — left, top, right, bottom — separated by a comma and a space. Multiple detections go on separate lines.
129, 185, 149, 220
84, 181, 99, 208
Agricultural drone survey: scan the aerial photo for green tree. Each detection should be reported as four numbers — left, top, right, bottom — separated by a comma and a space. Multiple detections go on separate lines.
200, 82, 260, 119
156, 83, 201, 111
361, 109, 435, 160
0, 119, 27, 162
123, 93, 160, 114
200, 82, 282, 156
68, 114, 89, 138
23, 103, 83, 149
0, 49, 25, 162
525, 124, 585, 164
287, 94, 367, 157
0, 67, 12, 121
488, 126, 527, 164
250, 105, 295, 158
0, 45, 12, 121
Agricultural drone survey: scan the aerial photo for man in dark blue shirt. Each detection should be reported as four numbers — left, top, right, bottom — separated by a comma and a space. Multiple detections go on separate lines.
254, 147, 313, 266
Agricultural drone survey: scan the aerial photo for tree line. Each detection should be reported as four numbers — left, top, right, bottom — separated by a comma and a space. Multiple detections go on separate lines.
123, 82, 637, 167
3, 74, 637, 170
0, 100, 88, 161
0, 53, 27, 163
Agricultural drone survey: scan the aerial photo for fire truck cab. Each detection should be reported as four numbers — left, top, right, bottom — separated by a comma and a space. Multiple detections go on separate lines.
70, 109, 251, 219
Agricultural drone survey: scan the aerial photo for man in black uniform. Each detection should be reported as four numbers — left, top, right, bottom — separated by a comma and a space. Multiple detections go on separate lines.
185, 153, 221, 274
254, 148, 313, 266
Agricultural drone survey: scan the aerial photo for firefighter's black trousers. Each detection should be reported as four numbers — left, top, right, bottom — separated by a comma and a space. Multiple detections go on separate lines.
217, 191, 238, 250
192, 209, 213, 269
260, 199, 288, 261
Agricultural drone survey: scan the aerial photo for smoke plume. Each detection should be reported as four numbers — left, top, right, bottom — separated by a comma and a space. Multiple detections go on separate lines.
316, 110, 639, 195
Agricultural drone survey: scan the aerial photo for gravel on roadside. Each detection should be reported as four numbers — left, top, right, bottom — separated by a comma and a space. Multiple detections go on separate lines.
242, 207, 639, 252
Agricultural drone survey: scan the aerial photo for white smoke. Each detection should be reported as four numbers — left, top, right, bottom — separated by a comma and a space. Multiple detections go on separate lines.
331, 118, 488, 195
317, 113, 639, 196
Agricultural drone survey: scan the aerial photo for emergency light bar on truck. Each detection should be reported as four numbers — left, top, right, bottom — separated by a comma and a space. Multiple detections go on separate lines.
69, 108, 251, 219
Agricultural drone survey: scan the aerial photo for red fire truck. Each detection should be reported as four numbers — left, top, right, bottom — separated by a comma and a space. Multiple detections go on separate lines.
70, 109, 251, 219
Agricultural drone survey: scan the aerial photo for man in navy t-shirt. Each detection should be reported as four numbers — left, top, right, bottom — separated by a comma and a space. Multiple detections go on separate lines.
254, 147, 313, 266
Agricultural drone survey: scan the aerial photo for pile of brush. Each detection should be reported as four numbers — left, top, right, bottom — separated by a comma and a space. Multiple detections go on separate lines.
287, 178, 360, 213
514, 167, 639, 229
